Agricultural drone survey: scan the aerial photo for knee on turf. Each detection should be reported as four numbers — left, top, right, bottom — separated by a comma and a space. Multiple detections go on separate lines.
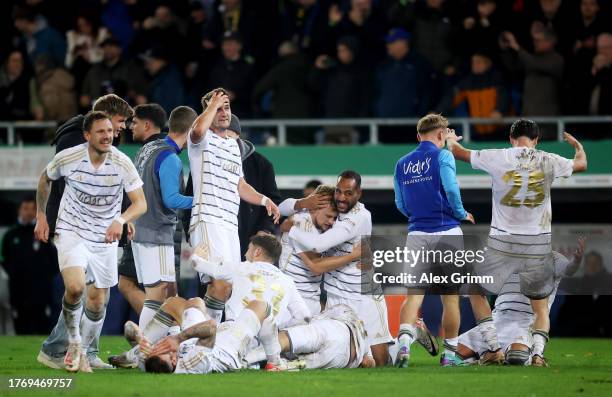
505, 349, 531, 366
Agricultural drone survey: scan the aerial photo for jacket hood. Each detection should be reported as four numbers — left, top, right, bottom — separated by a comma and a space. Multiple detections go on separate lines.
50, 114, 84, 145
236, 138, 255, 161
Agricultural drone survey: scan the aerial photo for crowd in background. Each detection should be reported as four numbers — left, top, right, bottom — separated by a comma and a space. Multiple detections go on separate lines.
0, 0, 611, 142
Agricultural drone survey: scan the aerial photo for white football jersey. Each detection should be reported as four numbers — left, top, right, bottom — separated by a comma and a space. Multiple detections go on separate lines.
279, 211, 323, 300
206, 260, 310, 327
493, 251, 571, 316
470, 147, 573, 235
188, 130, 243, 231
47, 143, 142, 245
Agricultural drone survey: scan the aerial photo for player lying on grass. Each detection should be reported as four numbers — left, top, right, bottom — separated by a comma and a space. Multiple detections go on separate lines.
243, 304, 376, 369
191, 234, 311, 329
127, 297, 297, 373
457, 237, 585, 367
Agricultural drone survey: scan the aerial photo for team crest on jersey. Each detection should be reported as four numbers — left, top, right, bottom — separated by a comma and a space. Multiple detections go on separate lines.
222, 162, 240, 175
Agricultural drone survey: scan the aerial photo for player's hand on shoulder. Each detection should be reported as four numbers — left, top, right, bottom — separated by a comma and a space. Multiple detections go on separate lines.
34, 214, 49, 243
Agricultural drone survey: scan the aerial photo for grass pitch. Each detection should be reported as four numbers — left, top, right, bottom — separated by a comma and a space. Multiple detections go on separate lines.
1, 337, 611, 397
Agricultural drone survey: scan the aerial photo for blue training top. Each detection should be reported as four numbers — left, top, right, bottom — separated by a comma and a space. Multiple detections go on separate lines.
394, 141, 467, 233
154, 136, 193, 210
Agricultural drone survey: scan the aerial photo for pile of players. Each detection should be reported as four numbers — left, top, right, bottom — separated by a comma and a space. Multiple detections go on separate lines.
32, 88, 588, 374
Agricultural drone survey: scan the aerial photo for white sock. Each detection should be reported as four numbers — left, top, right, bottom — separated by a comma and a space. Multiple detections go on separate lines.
259, 314, 281, 365
125, 345, 139, 362
139, 300, 162, 329
477, 317, 500, 351
168, 325, 181, 336
62, 297, 83, 344
532, 330, 549, 357
80, 307, 104, 350
398, 323, 417, 350
143, 309, 174, 343
443, 337, 458, 357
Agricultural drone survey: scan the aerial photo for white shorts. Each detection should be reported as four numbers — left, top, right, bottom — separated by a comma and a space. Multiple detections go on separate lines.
190, 222, 241, 284
287, 319, 350, 369
326, 294, 393, 347
131, 242, 175, 287
459, 311, 533, 356
54, 232, 118, 289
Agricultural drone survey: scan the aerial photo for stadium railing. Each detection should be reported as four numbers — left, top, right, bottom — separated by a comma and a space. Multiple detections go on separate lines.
1, 116, 611, 146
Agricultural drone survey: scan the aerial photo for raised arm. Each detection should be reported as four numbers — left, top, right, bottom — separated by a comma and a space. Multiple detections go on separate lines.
34, 169, 53, 242
563, 132, 587, 173
238, 177, 280, 224
288, 219, 354, 253
444, 129, 471, 163
278, 194, 331, 217
190, 92, 229, 144
438, 151, 473, 223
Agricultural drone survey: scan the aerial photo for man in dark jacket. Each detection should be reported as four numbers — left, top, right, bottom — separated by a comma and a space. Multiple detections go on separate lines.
38, 94, 133, 370
374, 28, 433, 118
227, 115, 281, 259
2, 196, 58, 334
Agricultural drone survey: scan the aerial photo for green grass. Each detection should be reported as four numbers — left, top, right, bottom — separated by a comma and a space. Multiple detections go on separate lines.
1, 337, 611, 397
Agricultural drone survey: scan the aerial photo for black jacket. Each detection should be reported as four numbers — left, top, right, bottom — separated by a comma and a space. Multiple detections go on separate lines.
46, 115, 129, 246
236, 139, 281, 257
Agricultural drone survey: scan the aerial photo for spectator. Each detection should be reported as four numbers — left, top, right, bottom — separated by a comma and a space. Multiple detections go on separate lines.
65, 12, 110, 91
529, 0, 567, 42
310, 36, 370, 118
411, 0, 455, 75
458, 0, 503, 62
440, 53, 508, 138
29, 55, 77, 124
227, 115, 281, 258
303, 179, 322, 197
565, 0, 606, 114
0, 50, 33, 120
374, 28, 433, 118
13, 6, 66, 67
281, 0, 334, 58
206, 32, 255, 117
141, 47, 185, 114
328, 0, 387, 65
252, 41, 313, 119
501, 26, 563, 118
80, 37, 147, 110
130, 4, 187, 66
1, 197, 58, 335
588, 33, 612, 116
211, 0, 256, 54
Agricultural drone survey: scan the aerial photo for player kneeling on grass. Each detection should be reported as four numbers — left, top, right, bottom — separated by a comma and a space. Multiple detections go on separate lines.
457, 238, 585, 367
126, 297, 299, 374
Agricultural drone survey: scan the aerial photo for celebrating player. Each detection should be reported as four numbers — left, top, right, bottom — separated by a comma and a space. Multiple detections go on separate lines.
187, 88, 280, 322
34, 111, 147, 372
445, 119, 588, 365
279, 170, 393, 366
458, 238, 585, 366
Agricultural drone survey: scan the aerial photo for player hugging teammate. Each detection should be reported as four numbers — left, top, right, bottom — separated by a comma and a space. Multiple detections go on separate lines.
34, 88, 587, 373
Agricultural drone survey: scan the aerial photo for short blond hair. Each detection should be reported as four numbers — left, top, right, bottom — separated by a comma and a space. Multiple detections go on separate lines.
313, 184, 337, 211
417, 113, 448, 135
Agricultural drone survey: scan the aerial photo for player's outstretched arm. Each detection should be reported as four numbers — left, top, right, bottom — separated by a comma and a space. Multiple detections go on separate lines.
563, 132, 587, 173
34, 169, 52, 242
298, 243, 361, 275
106, 187, 147, 243
278, 194, 331, 217
238, 177, 280, 223
444, 128, 472, 163
189, 92, 229, 144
